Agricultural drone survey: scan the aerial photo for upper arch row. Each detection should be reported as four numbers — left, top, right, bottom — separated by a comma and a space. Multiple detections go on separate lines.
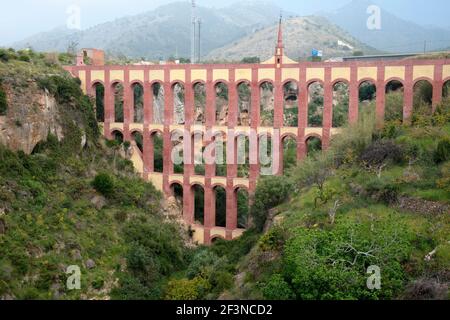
75, 64, 450, 91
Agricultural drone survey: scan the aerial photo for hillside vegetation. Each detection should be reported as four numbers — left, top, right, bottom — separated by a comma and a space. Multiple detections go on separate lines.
0, 48, 449, 300
0, 50, 190, 300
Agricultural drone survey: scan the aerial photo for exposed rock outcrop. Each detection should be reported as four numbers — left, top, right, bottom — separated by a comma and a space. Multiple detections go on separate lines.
0, 82, 64, 154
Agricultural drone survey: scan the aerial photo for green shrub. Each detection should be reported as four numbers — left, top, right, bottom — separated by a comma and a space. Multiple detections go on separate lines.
165, 277, 210, 300
434, 138, 450, 163
251, 176, 293, 231
92, 173, 114, 197
262, 274, 295, 300
364, 176, 400, 204
359, 140, 404, 167
0, 85, 7, 116
282, 212, 412, 300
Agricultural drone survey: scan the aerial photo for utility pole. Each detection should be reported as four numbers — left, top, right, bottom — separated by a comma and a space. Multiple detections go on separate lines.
423, 40, 427, 54
197, 18, 202, 63
191, 0, 197, 64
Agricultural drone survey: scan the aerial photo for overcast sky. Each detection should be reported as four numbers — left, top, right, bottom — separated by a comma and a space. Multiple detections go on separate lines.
1, 0, 449, 45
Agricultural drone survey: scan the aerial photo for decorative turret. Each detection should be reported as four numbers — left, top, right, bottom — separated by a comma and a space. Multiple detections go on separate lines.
275, 13, 284, 65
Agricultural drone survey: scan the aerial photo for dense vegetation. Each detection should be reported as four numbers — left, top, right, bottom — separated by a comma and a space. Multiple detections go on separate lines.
0, 48, 448, 300
0, 52, 189, 300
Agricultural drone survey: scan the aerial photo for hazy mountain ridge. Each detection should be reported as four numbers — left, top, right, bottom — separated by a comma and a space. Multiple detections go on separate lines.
206, 16, 378, 61
12, 1, 286, 60
325, 0, 450, 53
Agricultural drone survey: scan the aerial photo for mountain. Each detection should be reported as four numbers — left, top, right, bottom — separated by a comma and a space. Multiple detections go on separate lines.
326, 0, 450, 53
12, 1, 288, 60
206, 16, 378, 62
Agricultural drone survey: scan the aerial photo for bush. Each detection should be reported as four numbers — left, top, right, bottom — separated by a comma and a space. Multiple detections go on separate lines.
92, 173, 114, 197
251, 176, 293, 231
360, 140, 404, 167
0, 85, 7, 116
282, 212, 412, 300
364, 176, 400, 204
434, 138, 450, 163
165, 277, 210, 300
262, 274, 295, 300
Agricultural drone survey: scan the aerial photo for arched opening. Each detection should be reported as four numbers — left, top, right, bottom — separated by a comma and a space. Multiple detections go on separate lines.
132, 83, 144, 123
173, 82, 185, 125
413, 80, 433, 119
238, 82, 251, 126
308, 82, 324, 127
172, 130, 184, 174
131, 131, 143, 153
193, 82, 206, 125
359, 81, 377, 116
215, 82, 229, 125
193, 132, 205, 175
214, 186, 226, 227
236, 188, 249, 229
385, 80, 404, 122
171, 183, 183, 216
152, 82, 165, 124
151, 131, 163, 173
282, 135, 297, 173
214, 134, 227, 177
112, 82, 124, 123
92, 82, 104, 122
193, 184, 205, 225
236, 135, 250, 178
332, 82, 349, 128
283, 81, 299, 127
259, 134, 273, 175
306, 136, 322, 155
260, 81, 274, 126
111, 130, 124, 143
443, 80, 450, 99
211, 236, 224, 244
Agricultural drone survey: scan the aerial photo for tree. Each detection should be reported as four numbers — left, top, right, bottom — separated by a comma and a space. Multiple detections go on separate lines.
241, 57, 260, 64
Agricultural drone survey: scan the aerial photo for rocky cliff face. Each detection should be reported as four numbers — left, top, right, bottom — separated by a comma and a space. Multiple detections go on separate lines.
0, 81, 65, 154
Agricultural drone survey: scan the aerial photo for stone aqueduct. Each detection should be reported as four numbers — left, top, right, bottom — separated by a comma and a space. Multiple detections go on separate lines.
66, 26, 450, 244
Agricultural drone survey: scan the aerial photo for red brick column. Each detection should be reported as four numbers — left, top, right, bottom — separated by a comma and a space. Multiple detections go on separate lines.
349, 66, 359, 124
206, 69, 215, 126
85, 70, 92, 97
298, 68, 308, 160
228, 70, 238, 128
225, 186, 237, 240
143, 128, 152, 179
185, 81, 193, 128
104, 71, 113, 139
376, 66, 386, 127
274, 68, 283, 128
251, 68, 260, 127
144, 78, 153, 126
322, 68, 333, 150
433, 63, 443, 112
204, 184, 214, 245
403, 65, 414, 124
123, 74, 132, 141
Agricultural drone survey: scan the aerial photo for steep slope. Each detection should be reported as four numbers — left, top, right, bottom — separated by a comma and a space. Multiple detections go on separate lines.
0, 50, 188, 300
326, 0, 450, 53
12, 1, 286, 60
206, 16, 378, 62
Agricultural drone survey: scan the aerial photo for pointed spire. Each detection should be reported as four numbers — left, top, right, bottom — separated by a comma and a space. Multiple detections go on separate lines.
277, 11, 284, 49
274, 11, 284, 64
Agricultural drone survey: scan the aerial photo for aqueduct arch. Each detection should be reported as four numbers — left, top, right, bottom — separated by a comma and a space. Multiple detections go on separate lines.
67, 20, 450, 244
